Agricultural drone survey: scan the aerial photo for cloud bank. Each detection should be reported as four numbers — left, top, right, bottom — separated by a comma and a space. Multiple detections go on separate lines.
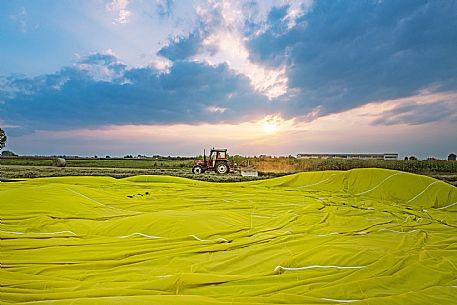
0, 52, 271, 133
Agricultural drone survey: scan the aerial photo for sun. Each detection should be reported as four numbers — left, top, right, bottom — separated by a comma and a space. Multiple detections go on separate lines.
259, 115, 284, 135
260, 115, 284, 134
262, 122, 278, 134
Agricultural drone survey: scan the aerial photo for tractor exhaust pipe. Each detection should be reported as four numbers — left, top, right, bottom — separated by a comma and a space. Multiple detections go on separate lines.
203, 149, 206, 163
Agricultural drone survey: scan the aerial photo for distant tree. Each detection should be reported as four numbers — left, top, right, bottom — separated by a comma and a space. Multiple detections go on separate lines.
0, 128, 6, 150
404, 156, 409, 160
409, 156, 418, 160
1, 150, 17, 156
449, 153, 457, 161
106, 155, 111, 159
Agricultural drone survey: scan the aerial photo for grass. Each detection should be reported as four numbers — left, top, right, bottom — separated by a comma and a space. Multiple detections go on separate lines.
1, 157, 456, 185
0, 158, 192, 169
0, 165, 272, 182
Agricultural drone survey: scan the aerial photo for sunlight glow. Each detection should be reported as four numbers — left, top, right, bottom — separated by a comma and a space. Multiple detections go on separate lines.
260, 115, 284, 134
14, 91, 456, 157
263, 122, 278, 134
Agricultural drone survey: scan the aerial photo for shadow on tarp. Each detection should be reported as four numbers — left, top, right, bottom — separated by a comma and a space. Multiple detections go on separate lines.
0, 179, 25, 182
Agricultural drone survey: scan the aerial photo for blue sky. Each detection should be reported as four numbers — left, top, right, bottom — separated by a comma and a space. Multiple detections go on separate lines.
0, 0, 456, 158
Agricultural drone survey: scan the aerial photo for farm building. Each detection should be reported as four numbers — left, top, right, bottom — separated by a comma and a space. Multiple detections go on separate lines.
297, 153, 399, 160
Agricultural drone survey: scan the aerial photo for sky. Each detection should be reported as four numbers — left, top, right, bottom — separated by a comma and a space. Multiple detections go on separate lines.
0, 0, 456, 158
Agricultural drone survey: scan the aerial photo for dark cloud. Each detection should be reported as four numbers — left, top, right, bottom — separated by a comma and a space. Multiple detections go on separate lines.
249, 0, 457, 117
265, 5, 290, 36
372, 101, 457, 126
158, 32, 203, 61
0, 53, 269, 133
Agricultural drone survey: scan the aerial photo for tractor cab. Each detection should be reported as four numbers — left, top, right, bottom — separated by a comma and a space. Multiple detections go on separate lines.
193, 148, 230, 174
209, 149, 227, 167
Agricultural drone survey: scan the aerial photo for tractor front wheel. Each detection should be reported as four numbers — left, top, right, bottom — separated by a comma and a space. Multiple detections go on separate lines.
215, 163, 229, 174
192, 166, 203, 174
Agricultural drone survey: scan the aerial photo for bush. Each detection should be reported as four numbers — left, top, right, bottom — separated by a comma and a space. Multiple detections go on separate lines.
250, 158, 457, 174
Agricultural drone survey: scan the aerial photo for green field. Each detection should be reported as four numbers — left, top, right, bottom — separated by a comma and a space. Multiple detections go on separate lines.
1, 169, 457, 304
0, 165, 273, 182
2, 157, 457, 173
1, 157, 456, 185
0, 158, 193, 169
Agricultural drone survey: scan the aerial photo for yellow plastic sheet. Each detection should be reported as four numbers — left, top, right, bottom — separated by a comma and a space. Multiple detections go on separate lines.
1, 169, 457, 304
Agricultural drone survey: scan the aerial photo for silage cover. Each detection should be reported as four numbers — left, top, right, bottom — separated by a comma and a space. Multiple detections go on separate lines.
1, 168, 457, 304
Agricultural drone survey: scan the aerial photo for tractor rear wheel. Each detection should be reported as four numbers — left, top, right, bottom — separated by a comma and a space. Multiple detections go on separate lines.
192, 165, 203, 174
215, 162, 229, 174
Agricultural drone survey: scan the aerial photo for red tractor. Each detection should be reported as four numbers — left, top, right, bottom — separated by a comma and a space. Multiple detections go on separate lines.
192, 148, 230, 174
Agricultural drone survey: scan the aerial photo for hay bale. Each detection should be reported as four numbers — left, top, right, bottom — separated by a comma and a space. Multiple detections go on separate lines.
54, 158, 66, 167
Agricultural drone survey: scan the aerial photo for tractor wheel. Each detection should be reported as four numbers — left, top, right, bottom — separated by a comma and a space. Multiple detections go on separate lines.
215, 163, 229, 174
192, 165, 203, 174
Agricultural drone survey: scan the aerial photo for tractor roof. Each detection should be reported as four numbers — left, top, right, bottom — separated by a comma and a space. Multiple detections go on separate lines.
211, 148, 227, 152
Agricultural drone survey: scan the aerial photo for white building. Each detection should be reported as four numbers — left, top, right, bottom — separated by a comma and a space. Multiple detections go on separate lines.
297, 153, 398, 160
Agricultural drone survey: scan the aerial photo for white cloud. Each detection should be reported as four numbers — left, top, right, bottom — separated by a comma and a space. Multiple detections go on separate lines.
9, 7, 28, 33
206, 106, 227, 113
74, 50, 126, 82
105, 48, 116, 56
107, 0, 131, 24
76, 63, 117, 81
192, 0, 290, 100
151, 58, 172, 73
281, 0, 313, 29
291, 90, 457, 131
